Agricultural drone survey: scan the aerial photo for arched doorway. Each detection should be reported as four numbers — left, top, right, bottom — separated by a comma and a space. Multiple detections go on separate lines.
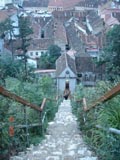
63, 80, 71, 100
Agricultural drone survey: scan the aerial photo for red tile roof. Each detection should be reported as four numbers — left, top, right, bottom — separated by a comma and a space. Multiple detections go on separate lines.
49, 0, 82, 9
54, 19, 67, 43
28, 38, 54, 50
0, 9, 16, 22
56, 53, 77, 76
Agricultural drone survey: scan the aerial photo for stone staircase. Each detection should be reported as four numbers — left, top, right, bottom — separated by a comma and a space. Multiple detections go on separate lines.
10, 100, 98, 160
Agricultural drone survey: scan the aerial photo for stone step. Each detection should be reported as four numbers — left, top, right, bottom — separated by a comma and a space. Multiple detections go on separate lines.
10, 100, 98, 160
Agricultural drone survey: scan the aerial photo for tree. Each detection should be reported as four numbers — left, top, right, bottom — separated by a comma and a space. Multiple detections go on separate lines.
38, 45, 61, 69
0, 55, 23, 85
99, 24, 120, 80
17, 15, 33, 80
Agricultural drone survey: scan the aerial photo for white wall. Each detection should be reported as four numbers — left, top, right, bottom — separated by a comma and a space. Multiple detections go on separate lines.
57, 67, 77, 94
13, 0, 23, 6
27, 50, 46, 59
0, 0, 12, 7
27, 58, 37, 68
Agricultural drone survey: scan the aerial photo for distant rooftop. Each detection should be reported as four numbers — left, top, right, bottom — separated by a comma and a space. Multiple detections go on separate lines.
23, 0, 49, 7
56, 53, 77, 76
48, 0, 82, 9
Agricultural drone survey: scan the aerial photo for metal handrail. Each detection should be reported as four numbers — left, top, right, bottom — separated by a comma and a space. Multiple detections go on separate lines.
82, 83, 120, 112
0, 86, 41, 111
0, 85, 59, 153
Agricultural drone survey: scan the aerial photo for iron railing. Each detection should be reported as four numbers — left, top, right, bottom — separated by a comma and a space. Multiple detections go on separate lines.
0, 86, 60, 159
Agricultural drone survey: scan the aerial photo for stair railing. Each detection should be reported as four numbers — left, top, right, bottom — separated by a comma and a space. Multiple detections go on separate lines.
0, 86, 60, 157
75, 83, 120, 135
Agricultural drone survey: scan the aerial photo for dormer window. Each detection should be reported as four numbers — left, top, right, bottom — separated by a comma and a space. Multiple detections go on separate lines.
41, 29, 45, 38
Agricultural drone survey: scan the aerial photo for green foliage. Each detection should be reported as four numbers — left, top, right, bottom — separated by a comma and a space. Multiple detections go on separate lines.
38, 45, 61, 69
73, 81, 120, 160
99, 24, 120, 80
0, 55, 36, 85
0, 18, 15, 39
18, 15, 33, 53
17, 15, 33, 81
0, 76, 57, 159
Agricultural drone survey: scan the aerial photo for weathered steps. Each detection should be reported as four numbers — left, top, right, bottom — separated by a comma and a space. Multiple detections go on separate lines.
10, 100, 97, 160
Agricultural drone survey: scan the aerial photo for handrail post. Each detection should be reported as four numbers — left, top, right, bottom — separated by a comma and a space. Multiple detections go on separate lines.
39, 111, 43, 136
83, 98, 88, 111
82, 98, 88, 123
24, 106, 29, 147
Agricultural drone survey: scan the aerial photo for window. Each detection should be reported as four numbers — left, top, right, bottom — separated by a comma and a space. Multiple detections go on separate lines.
30, 52, 33, 56
36, 52, 38, 55
85, 74, 89, 81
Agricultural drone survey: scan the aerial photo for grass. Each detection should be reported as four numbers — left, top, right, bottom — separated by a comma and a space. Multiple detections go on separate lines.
73, 81, 120, 160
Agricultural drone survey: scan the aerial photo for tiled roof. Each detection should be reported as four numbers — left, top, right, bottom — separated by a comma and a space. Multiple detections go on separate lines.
5, 38, 54, 54
76, 56, 105, 74
106, 16, 119, 26
56, 53, 77, 76
34, 16, 52, 28
98, 5, 120, 27
75, 56, 94, 73
31, 16, 54, 39
31, 20, 41, 39
28, 38, 54, 50
76, 0, 98, 8
67, 49, 76, 59
65, 21, 87, 56
54, 19, 67, 44
0, 9, 16, 22
49, 0, 81, 9
23, 0, 49, 7
87, 10, 104, 34
49, 0, 63, 7
4, 39, 22, 55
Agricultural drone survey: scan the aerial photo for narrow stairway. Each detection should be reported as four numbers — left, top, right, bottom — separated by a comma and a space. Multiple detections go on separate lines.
10, 100, 98, 160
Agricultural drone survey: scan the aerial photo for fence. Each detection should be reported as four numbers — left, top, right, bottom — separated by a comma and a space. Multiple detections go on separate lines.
0, 86, 60, 159
73, 82, 120, 159
73, 83, 120, 135
74, 82, 120, 134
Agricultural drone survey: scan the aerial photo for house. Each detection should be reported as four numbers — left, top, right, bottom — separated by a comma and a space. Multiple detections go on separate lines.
54, 19, 68, 51
0, 38, 12, 58
56, 53, 77, 94
0, 9, 16, 23
0, 0, 12, 9
13, 0, 23, 6
98, 1, 120, 29
75, 0, 98, 11
75, 55, 105, 86
86, 10, 104, 35
34, 69, 56, 79
23, 0, 49, 12
65, 20, 86, 55
26, 38, 54, 59
48, 0, 82, 12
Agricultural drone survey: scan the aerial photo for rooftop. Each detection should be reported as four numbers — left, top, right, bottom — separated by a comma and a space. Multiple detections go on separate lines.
56, 53, 77, 76
48, 0, 82, 9
0, 9, 16, 22
23, 0, 49, 7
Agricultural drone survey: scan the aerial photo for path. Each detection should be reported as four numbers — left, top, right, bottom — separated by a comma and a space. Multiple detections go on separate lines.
10, 100, 98, 160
